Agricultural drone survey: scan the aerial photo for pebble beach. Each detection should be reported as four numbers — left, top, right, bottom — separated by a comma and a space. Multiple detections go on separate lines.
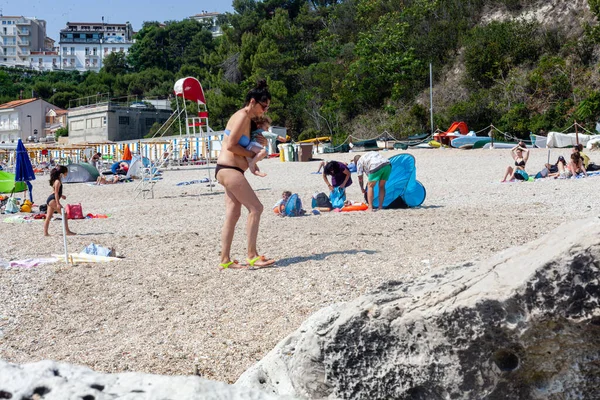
1, 147, 599, 383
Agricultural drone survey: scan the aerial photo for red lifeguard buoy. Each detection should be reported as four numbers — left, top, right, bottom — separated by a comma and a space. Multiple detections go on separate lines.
340, 203, 369, 212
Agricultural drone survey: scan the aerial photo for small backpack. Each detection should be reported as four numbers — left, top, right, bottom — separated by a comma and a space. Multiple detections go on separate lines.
312, 192, 332, 209
284, 193, 303, 217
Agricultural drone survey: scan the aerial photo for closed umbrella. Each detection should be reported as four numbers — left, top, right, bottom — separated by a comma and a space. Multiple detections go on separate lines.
122, 145, 132, 161
14, 139, 36, 203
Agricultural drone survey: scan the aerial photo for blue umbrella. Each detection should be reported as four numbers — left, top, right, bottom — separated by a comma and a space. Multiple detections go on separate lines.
14, 139, 36, 203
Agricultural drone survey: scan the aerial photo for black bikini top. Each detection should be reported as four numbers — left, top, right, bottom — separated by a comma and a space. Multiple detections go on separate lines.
515, 159, 526, 167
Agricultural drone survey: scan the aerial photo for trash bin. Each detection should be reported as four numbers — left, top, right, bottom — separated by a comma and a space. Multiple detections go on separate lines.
280, 144, 294, 162
277, 144, 285, 162
298, 143, 313, 162
287, 144, 296, 162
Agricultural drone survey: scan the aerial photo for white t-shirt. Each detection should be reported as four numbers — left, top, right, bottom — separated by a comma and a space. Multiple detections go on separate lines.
356, 152, 389, 175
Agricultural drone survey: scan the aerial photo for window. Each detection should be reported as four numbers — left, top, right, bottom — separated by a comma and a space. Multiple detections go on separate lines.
119, 116, 129, 125
70, 47, 75, 55
104, 48, 108, 54
85, 47, 89, 55
120, 47, 124, 52
102, 117, 107, 126
63, 47, 67, 55
70, 58, 75, 66
93, 47, 97, 55
112, 47, 116, 52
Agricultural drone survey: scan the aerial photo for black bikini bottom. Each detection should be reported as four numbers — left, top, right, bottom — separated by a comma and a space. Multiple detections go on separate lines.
215, 163, 245, 178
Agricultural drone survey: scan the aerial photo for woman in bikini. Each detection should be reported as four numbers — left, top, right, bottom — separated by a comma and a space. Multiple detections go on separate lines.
216, 79, 276, 270
501, 141, 529, 182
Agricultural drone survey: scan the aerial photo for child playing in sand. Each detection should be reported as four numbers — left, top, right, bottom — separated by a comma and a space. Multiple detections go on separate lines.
44, 165, 76, 236
245, 116, 285, 177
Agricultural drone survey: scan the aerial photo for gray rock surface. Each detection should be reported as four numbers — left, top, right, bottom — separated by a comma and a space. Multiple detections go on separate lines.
0, 359, 290, 400
236, 218, 600, 399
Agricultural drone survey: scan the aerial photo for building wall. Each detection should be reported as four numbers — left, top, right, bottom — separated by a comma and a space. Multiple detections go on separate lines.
0, 16, 47, 68
56, 22, 135, 72
0, 99, 60, 142
68, 105, 173, 143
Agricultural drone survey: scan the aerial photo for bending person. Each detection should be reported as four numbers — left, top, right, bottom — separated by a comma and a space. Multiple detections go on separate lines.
322, 160, 352, 192
354, 152, 392, 212
215, 79, 276, 270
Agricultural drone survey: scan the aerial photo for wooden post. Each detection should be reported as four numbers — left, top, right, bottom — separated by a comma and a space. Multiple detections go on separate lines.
575, 120, 579, 146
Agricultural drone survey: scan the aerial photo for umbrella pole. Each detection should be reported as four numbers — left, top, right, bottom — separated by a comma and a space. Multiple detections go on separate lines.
61, 208, 70, 266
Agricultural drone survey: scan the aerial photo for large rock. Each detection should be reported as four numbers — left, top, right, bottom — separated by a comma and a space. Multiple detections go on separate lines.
236, 218, 600, 399
0, 359, 290, 400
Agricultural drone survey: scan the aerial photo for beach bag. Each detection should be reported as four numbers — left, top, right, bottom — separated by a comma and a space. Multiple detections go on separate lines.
5, 197, 19, 214
312, 192, 332, 209
284, 193, 303, 217
66, 203, 84, 219
514, 169, 529, 181
329, 187, 346, 209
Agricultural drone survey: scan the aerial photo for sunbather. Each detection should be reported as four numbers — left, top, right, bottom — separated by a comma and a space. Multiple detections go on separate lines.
501, 142, 529, 182
568, 152, 587, 178
96, 175, 121, 185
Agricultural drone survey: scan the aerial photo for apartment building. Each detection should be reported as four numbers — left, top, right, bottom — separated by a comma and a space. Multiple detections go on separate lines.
58, 21, 135, 72
0, 15, 46, 68
190, 12, 223, 37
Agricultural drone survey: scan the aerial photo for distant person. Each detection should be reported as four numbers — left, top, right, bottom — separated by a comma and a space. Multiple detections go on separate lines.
568, 152, 587, 178
354, 152, 392, 211
501, 142, 529, 182
91, 152, 102, 169
44, 166, 76, 236
574, 144, 590, 169
321, 160, 352, 193
546, 156, 569, 178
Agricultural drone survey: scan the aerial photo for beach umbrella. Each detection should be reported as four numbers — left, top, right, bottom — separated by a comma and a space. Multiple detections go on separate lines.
122, 145, 132, 161
14, 139, 36, 202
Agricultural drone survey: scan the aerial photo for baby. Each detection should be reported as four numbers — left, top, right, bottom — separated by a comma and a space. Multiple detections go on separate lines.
246, 116, 285, 177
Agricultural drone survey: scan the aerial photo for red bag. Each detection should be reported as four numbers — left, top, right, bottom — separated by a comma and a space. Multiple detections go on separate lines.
66, 204, 84, 219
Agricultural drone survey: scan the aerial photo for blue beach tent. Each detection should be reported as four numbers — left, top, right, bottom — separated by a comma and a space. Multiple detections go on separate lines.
371, 154, 426, 209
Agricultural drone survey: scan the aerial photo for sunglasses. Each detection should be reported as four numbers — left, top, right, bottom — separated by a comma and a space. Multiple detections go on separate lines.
258, 101, 270, 111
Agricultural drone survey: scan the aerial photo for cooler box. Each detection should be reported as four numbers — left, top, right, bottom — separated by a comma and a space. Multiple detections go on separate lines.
297, 143, 313, 162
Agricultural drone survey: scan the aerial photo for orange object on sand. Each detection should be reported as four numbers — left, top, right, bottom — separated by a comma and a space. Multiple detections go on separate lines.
341, 203, 369, 212
122, 145, 132, 161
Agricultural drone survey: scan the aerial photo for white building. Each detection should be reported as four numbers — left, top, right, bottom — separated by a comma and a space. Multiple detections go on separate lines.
0, 98, 63, 143
190, 12, 223, 37
0, 15, 47, 68
58, 21, 135, 72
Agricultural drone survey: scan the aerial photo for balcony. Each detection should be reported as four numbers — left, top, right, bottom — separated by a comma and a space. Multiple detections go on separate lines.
85, 53, 100, 58
2, 41, 16, 47
18, 40, 30, 46
63, 64, 77, 70
16, 19, 31, 25
17, 29, 30, 36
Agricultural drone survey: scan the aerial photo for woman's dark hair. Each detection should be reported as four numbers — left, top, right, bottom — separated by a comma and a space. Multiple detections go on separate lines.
245, 79, 271, 106
557, 156, 566, 165
324, 161, 341, 175
49, 165, 68, 186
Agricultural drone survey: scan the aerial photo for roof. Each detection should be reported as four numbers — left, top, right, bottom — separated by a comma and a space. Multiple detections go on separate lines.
65, 22, 127, 26
193, 12, 221, 17
55, 109, 68, 116
0, 98, 39, 110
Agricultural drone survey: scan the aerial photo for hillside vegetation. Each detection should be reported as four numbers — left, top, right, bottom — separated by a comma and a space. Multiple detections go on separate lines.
1, 0, 599, 142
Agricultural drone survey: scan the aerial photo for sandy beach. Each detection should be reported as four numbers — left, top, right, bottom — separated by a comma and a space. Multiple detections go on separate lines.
1, 147, 599, 383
